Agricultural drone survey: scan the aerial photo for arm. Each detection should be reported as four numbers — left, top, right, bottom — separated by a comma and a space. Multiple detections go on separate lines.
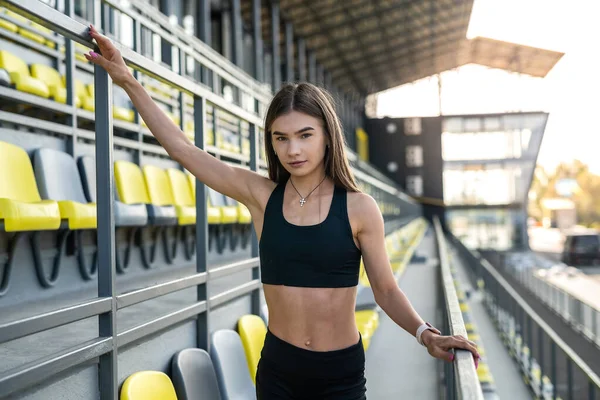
85, 25, 270, 208
356, 195, 480, 364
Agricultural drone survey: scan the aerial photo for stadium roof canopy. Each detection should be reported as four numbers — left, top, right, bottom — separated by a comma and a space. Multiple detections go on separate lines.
244, 0, 564, 97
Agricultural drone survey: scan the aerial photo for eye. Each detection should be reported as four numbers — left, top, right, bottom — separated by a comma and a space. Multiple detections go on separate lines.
275, 136, 287, 141
301, 133, 312, 139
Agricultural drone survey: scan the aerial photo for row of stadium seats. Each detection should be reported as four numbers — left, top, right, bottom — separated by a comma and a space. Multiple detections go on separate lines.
353, 218, 428, 350
493, 290, 559, 399
0, 9, 55, 48
0, 49, 136, 121
0, 140, 252, 295
121, 291, 385, 399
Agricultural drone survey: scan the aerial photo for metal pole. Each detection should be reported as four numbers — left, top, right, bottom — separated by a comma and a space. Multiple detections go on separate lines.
252, 0, 263, 81
197, 0, 211, 84
308, 50, 316, 83
194, 96, 210, 351
64, 0, 77, 157
285, 21, 294, 83
231, 0, 243, 68
270, 1, 281, 90
297, 38, 306, 81
95, 62, 117, 400
249, 122, 260, 316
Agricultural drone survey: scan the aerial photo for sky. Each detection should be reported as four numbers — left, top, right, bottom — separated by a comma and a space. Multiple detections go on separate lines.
375, 0, 600, 174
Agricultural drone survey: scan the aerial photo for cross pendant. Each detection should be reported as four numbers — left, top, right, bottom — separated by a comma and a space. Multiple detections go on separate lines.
299, 198, 306, 207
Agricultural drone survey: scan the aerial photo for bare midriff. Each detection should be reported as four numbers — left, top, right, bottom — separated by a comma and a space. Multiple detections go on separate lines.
263, 283, 360, 351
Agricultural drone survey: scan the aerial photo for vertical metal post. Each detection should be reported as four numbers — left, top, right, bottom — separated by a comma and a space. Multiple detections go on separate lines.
249, 122, 260, 316
270, 1, 281, 90
324, 71, 332, 90
284, 21, 293, 83
132, 19, 143, 165
551, 342, 557, 399
194, 95, 210, 351
567, 357, 573, 400
538, 326, 544, 392
64, 0, 77, 157
231, 0, 243, 68
252, 0, 263, 81
95, 64, 117, 400
197, 0, 211, 85
308, 51, 316, 83
317, 64, 324, 86
297, 38, 306, 81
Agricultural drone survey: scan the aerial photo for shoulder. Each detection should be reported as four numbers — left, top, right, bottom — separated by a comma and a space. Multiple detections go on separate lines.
346, 191, 383, 231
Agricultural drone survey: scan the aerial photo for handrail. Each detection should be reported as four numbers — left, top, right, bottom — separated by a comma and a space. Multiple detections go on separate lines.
478, 256, 600, 388
433, 217, 484, 400
2, 0, 264, 127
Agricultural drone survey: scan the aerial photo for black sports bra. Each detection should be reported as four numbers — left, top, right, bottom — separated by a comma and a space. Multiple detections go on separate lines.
259, 182, 362, 288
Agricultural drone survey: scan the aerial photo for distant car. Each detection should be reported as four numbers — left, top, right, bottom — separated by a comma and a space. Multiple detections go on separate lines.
561, 231, 600, 266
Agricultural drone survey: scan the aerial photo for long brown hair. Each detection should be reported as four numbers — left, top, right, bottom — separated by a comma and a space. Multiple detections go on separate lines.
264, 83, 359, 192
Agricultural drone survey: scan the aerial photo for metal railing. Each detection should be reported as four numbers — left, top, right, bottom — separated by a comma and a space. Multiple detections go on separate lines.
449, 236, 600, 400
0, 2, 421, 399
434, 217, 485, 400
504, 252, 600, 349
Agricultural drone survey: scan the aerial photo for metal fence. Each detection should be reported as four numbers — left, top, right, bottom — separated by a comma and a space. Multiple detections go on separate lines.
449, 236, 600, 400
0, 1, 420, 398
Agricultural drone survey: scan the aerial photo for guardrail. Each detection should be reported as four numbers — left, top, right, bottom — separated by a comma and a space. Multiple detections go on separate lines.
434, 217, 485, 400
504, 253, 600, 349
449, 236, 600, 400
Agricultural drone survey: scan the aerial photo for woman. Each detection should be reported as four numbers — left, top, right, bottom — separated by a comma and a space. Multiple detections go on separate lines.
86, 25, 479, 399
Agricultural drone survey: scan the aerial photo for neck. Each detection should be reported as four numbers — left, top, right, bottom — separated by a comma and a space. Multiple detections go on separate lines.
289, 170, 328, 195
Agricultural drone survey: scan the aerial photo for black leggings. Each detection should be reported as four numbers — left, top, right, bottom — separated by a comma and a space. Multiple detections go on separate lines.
256, 329, 367, 400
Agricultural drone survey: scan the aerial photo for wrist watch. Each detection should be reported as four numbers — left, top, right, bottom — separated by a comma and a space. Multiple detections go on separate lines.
416, 322, 441, 346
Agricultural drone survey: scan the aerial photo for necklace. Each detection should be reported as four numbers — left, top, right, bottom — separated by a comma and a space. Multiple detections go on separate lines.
289, 175, 327, 207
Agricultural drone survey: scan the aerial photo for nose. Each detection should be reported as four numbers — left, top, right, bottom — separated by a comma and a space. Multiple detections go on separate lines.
287, 138, 301, 156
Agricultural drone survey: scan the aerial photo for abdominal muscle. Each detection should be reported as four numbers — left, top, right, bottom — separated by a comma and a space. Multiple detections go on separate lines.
263, 283, 360, 352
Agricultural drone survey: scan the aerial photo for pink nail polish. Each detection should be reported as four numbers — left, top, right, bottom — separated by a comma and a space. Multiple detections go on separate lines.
90, 51, 98, 58
449, 354, 454, 361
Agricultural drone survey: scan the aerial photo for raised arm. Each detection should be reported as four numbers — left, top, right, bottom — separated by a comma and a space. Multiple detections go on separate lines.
85, 25, 271, 208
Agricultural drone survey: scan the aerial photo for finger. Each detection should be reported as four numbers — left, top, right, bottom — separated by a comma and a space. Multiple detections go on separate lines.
84, 51, 109, 70
88, 24, 114, 53
431, 347, 455, 363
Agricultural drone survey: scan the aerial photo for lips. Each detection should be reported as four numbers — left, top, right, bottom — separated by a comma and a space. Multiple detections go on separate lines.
288, 161, 306, 167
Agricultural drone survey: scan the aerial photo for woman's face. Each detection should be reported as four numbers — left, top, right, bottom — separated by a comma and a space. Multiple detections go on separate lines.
270, 111, 328, 177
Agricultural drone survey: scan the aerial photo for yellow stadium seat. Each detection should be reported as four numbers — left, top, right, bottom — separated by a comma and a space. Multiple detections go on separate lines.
113, 105, 135, 122
142, 165, 173, 207
355, 310, 379, 334
184, 120, 215, 145
186, 174, 222, 224
114, 161, 151, 205
237, 314, 267, 384
0, 141, 61, 232
30, 64, 68, 104
0, 50, 49, 98
4, 10, 44, 45
237, 202, 251, 224
120, 371, 177, 400
0, 12, 18, 33
74, 80, 94, 111
166, 168, 196, 225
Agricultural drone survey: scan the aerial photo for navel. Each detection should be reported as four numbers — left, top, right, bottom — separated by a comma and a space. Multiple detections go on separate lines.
305, 339, 311, 347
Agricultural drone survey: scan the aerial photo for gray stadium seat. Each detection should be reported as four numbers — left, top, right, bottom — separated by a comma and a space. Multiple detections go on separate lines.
210, 330, 256, 400
77, 155, 148, 227
34, 148, 89, 205
355, 285, 377, 310
171, 348, 222, 400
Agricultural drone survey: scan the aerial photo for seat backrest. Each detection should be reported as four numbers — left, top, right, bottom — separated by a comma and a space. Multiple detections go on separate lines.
0, 141, 42, 203
30, 64, 62, 89
167, 168, 194, 207
208, 187, 225, 207
74, 80, 89, 101
77, 155, 96, 203
33, 148, 87, 203
114, 161, 150, 204
187, 173, 196, 200
237, 314, 267, 383
210, 330, 256, 400
0, 50, 28, 78
120, 371, 177, 400
143, 165, 175, 206
171, 348, 222, 400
